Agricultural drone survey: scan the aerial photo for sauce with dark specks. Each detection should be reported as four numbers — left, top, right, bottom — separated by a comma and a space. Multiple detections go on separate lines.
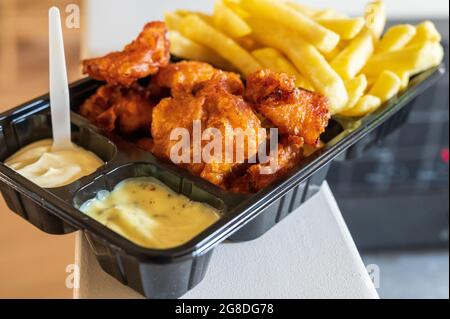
80, 177, 220, 249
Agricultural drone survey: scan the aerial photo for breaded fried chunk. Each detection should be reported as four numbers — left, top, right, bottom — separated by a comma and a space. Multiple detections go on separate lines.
80, 84, 154, 135
229, 136, 304, 193
149, 61, 243, 98
82, 21, 170, 86
245, 69, 330, 146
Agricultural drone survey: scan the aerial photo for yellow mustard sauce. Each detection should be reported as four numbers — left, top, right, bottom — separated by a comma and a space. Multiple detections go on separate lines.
80, 177, 221, 249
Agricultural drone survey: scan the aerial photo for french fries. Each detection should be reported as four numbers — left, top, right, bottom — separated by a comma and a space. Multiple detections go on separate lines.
323, 40, 348, 61
316, 18, 365, 40
331, 28, 375, 80
363, 41, 444, 77
213, 0, 251, 38
252, 47, 314, 90
168, 31, 233, 70
175, 9, 215, 25
285, 1, 347, 19
178, 14, 261, 76
284, 1, 319, 17
247, 17, 348, 114
394, 70, 411, 90
164, 12, 183, 30
407, 20, 442, 47
241, 0, 340, 53
165, 0, 443, 118
342, 74, 368, 112
364, 0, 386, 39
376, 24, 416, 54
236, 35, 261, 51
340, 94, 381, 117
313, 8, 348, 20
368, 70, 401, 102
224, 0, 249, 18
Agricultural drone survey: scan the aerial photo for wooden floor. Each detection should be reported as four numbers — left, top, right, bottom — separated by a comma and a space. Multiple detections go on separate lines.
0, 0, 82, 298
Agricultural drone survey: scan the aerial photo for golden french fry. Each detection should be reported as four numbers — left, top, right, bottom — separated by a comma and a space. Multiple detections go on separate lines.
178, 15, 261, 76
368, 70, 401, 102
407, 20, 442, 47
323, 45, 340, 61
331, 28, 375, 80
236, 35, 261, 51
252, 47, 314, 90
367, 70, 409, 91
284, 1, 320, 17
316, 18, 365, 40
174, 9, 191, 17
164, 12, 183, 30
313, 8, 348, 19
393, 70, 410, 90
168, 31, 234, 70
285, 1, 346, 19
340, 94, 381, 117
323, 40, 348, 61
363, 41, 444, 77
364, 0, 386, 39
247, 18, 348, 113
241, 0, 340, 53
376, 24, 416, 53
342, 74, 368, 112
175, 10, 214, 25
213, 0, 251, 38
224, 0, 250, 18
365, 75, 376, 88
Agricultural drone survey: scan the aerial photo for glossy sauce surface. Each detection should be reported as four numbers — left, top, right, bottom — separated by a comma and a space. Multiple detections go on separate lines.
4, 139, 104, 188
80, 177, 221, 249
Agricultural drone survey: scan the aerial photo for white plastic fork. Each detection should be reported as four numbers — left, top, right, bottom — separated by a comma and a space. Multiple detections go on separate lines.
49, 7, 72, 150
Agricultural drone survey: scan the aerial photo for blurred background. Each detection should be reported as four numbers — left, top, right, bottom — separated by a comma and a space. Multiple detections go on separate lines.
0, 0, 82, 298
0, 0, 448, 298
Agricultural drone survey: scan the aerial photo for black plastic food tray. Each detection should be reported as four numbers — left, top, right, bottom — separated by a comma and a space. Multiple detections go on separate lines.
0, 65, 445, 298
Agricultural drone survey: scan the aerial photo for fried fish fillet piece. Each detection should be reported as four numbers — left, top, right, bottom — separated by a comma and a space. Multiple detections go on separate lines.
149, 60, 244, 98
229, 135, 304, 193
82, 21, 170, 86
79, 84, 154, 135
245, 69, 330, 146
151, 72, 264, 187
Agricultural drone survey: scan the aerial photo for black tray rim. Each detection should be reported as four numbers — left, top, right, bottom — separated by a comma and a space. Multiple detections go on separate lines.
0, 64, 446, 262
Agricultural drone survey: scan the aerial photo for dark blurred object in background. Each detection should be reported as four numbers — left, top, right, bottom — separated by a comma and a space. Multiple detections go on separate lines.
328, 19, 449, 251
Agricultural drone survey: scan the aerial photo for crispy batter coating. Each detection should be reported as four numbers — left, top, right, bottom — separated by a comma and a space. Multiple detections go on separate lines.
229, 135, 304, 193
245, 69, 330, 146
149, 61, 244, 98
80, 47, 331, 192
79, 84, 154, 135
151, 95, 205, 165
82, 21, 170, 86
151, 72, 263, 187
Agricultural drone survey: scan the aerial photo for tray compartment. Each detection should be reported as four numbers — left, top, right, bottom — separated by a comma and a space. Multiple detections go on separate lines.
85, 230, 214, 298
4, 110, 117, 163
0, 182, 75, 233
72, 162, 225, 298
0, 108, 117, 234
